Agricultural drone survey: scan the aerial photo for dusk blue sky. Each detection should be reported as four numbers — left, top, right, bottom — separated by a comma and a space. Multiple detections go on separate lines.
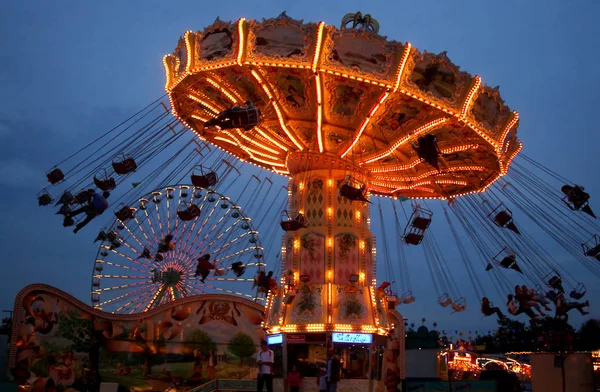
1, 0, 599, 334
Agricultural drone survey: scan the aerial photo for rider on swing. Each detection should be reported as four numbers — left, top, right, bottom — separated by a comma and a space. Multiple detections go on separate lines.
64, 189, 110, 233
561, 184, 590, 210
204, 101, 260, 131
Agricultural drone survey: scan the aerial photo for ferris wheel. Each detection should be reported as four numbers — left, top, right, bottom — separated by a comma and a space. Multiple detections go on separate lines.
91, 184, 265, 314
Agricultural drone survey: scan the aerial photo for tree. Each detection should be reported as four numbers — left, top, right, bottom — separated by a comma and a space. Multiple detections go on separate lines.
227, 333, 256, 366
186, 329, 216, 357
57, 311, 95, 352
56, 310, 103, 387
575, 319, 600, 351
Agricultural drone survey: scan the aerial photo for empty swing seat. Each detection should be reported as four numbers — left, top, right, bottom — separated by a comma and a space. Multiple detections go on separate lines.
94, 173, 116, 191
280, 211, 307, 231
191, 171, 218, 188
37, 189, 53, 206
412, 216, 432, 231
569, 283, 586, 300
402, 291, 415, 304
438, 294, 452, 307
494, 211, 511, 226
585, 244, 600, 257
112, 157, 137, 175
404, 233, 424, 245
451, 299, 467, 312
46, 168, 65, 185
177, 204, 201, 221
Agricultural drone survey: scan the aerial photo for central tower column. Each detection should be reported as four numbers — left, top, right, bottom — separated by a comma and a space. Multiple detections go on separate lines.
264, 152, 390, 335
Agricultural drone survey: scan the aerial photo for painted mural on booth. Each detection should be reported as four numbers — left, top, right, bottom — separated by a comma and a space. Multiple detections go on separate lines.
10, 285, 265, 392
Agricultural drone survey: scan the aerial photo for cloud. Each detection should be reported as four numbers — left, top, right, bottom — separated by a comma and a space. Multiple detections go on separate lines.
0, 159, 40, 189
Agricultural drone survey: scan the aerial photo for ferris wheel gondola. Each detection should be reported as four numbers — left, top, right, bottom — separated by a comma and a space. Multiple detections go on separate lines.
91, 184, 267, 313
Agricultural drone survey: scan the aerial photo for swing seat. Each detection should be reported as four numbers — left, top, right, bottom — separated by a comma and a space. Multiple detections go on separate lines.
37, 189, 53, 206
177, 204, 201, 221
109, 240, 121, 250
569, 283, 586, 300
339, 183, 370, 203
112, 157, 137, 175
494, 210, 512, 226
92, 279, 100, 288
569, 290, 585, 300
107, 231, 119, 242
94, 174, 116, 191
46, 168, 65, 185
582, 235, 600, 257
62, 216, 74, 227
74, 190, 92, 204
56, 204, 71, 216
280, 211, 308, 231
547, 275, 565, 293
214, 268, 227, 277
115, 205, 135, 221
191, 171, 218, 188
438, 294, 452, 307
94, 230, 107, 243
402, 291, 415, 304
91, 294, 100, 303
451, 298, 467, 312
412, 216, 432, 230
584, 244, 600, 257
95, 264, 103, 272
55, 191, 75, 206
404, 233, 424, 245
138, 247, 152, 260
231, 262, 246, 277
205, 105, 261, 130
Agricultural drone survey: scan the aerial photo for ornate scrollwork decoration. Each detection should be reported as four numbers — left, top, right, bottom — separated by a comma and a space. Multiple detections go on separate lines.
340, 11, 380, 34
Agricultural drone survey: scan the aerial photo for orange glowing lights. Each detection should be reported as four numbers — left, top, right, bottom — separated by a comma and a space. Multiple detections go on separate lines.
237, 18, 246, 65
250, 69, 304, 150
460, 76, 481, 117
360, 117, 449, 164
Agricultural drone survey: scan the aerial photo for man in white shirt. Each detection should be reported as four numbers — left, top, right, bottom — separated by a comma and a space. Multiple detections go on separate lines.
256, 340, 274, 392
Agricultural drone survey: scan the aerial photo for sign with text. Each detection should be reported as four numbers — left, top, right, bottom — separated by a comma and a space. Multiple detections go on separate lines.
332, 333, 372, 344
287, 335, 306, 343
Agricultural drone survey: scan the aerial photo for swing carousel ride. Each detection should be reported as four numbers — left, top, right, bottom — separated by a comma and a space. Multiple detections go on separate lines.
37, 12, 599, 335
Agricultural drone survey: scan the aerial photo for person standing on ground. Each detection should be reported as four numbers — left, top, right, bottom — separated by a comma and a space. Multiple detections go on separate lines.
325, 348, 341, 392
256, 340, 274, 392
207, 349, 217, 380
287, 364, 302, 392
